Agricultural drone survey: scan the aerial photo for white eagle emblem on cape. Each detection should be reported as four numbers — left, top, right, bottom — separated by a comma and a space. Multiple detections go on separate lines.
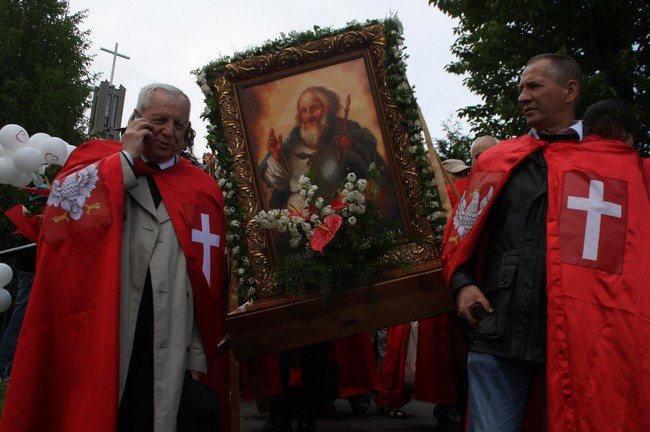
47, 164, 100, 221
452, 184, 494, 240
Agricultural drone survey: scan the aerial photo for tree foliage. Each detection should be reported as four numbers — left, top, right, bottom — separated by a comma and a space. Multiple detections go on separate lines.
0, 0, 95, 143
434, 114, 473, 163
429, 0, 649, 156
0, 0, 95, 251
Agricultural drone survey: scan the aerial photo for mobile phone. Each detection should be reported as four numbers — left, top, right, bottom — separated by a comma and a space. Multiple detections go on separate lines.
127, 109, 142, 125
130, 109, 153, 143
115, 110, 142, 134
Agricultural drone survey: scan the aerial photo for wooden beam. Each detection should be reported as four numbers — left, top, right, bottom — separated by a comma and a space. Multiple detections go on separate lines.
226, 262, 453, 360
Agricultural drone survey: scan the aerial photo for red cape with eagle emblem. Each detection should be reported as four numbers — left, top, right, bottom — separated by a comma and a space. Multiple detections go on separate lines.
0, 140, 230, 432
442, 134, 650, 431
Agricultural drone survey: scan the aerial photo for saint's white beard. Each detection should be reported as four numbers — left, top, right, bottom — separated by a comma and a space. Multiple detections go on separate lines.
300, 115, 329, 148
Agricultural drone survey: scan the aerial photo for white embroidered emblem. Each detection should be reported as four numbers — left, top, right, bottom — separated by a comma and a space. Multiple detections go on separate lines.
48, 164, 100, 221
452, 184, 494, 240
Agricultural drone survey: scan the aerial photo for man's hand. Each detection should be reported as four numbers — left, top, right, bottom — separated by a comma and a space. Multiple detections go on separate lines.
189, 370, 203, 380
267, 128, 283, 162
121, 117, 153, 160
335, 133, 353, 150
456, 284, 494, 328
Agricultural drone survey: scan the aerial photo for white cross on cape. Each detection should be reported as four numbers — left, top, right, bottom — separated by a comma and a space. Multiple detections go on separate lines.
191, 213, 220, 285
567, 179, 622, 261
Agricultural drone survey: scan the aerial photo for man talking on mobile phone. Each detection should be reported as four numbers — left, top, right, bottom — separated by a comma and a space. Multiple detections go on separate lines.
1, 83, 230, 432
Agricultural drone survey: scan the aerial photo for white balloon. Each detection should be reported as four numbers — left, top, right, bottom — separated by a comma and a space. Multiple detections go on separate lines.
11, 173, 33, 187
0, 157, 23, 185
66, 144, 77, 158
0, 263, 12, 287
41, 137, 68, 166
0, 146, 9, 158
28, 132, 51, 151
13, 146, 43, 173
0, 124, 29, 153
0, 289, 12, 313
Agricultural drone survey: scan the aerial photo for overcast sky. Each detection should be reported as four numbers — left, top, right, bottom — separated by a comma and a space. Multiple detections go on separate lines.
67, 0, 481, 156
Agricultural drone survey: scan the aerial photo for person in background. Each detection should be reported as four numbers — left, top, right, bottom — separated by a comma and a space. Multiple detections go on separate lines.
374, 319, 460, 432
441, 159, 471, 184
583, 98, 636, 146
263, 343, 333, 432
443, 53, 649, 431
0, 245, 35, 382
470, 135, 500, 166
442, 159, 470, 209
583, 98, 649, 182
1, 83, 230, 432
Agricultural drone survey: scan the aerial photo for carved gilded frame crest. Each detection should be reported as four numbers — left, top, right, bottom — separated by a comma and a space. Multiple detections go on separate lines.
213, 23, 440, 298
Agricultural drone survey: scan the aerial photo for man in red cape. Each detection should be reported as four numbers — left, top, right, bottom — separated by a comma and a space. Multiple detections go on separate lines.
374, 320, 457, 428
1, 84, 230, 432
442, 54, 649, 431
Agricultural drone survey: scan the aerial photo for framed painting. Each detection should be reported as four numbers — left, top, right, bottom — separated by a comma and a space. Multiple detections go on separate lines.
199, 19, 448, 301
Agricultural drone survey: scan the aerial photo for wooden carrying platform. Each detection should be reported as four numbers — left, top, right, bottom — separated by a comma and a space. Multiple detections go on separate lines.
226, 261, 454, 361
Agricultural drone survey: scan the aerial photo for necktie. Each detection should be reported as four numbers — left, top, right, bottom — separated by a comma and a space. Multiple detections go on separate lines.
145, 175, 162, 208
141, 161, 162, 207
529, 150, 548, 175
146, 161, 161, 171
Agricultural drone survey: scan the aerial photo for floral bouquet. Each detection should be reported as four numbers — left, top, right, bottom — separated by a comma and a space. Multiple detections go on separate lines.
254, 163, 406, 303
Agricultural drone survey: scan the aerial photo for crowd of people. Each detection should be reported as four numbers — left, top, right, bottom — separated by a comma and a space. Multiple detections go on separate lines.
0, 51, 647, 432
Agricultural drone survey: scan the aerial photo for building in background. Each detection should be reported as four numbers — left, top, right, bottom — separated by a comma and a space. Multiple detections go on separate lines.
88, 80, 126, 140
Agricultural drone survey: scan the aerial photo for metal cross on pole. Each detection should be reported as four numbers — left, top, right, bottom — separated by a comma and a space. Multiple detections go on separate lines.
100, 42, 130, 86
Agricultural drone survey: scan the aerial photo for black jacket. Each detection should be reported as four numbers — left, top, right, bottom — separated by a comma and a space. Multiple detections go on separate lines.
451, 151, 548, 363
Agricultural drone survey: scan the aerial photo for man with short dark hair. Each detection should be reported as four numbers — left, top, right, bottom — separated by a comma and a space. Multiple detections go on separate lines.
583, 98, 637, 146
443, 54, 650, 431
1, 83, 230, 432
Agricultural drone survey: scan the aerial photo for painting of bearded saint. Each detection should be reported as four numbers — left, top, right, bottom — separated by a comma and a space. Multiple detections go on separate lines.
249, 60, 403, 236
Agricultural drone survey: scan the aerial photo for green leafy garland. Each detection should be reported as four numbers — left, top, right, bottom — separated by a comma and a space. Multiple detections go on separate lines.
194, 16, 447, 300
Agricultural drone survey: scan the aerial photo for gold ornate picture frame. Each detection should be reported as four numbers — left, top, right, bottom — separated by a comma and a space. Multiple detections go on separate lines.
210, 22, 442, 299
197, 19, 453, 359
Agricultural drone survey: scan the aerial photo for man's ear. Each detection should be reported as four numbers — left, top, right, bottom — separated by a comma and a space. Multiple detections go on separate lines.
126, 109, 141, 125
565, 80, 580, 104
184, 123, 196, 147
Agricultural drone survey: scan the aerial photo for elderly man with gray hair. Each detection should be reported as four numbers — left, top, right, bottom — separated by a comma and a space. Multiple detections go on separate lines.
470, 135, 500, 165
1, 83, 230, 432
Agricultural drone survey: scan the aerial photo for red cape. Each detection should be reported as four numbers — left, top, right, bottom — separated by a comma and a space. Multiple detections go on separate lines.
442, 135, 650, 431
446, 176, 469, 209
1, 140, 231, 431
332, 333, 379, 398
375, 323, 411, 408
375, 319, 456, 408
3, 204, 40, 243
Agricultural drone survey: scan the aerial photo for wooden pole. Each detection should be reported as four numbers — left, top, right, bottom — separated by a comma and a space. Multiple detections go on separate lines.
228, 255, 240, 432
416, 107, 470, 414
416, 107, 455, 219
